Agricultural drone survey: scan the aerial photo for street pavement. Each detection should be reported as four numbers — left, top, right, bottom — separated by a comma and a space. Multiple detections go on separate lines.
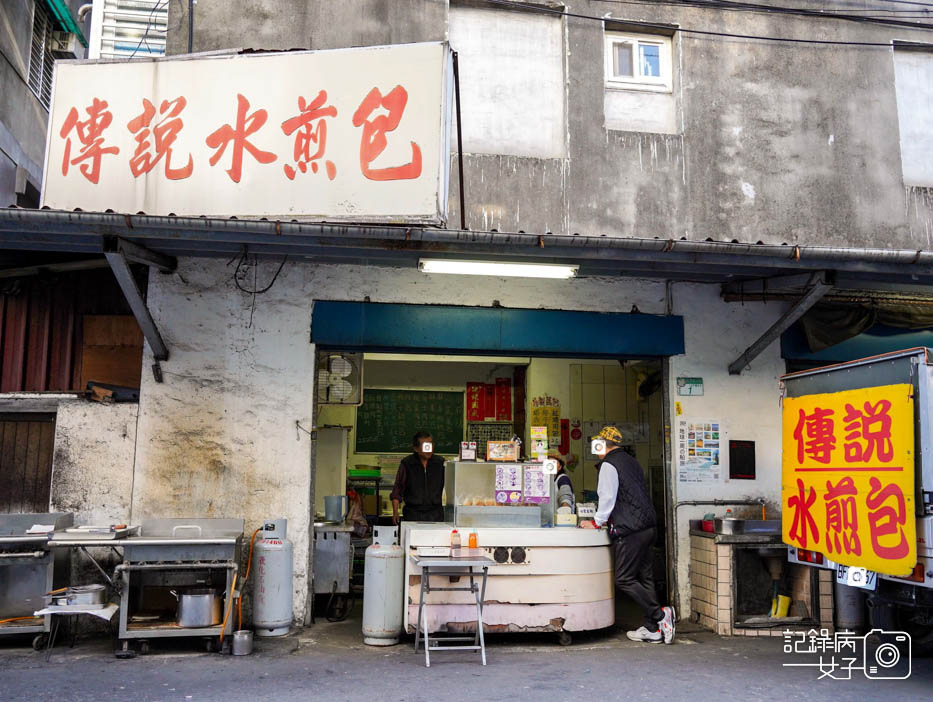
1, 613, 930, 702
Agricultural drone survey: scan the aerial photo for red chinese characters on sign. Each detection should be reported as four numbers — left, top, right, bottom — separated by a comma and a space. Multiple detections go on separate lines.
205, 94, 277, 183
788, 478, 819, 549
793, 407, 836, 465
281, 91, 337, 181
127, 97, 194, 180
59, 98, 121, 184
56, 83, 434, 190
495, 377, 512, 422
866, 477, 910, 560
352, 85, 423, 181
843, 400, 894, 463
823, 476, 861, 556
466, 383, 485, 422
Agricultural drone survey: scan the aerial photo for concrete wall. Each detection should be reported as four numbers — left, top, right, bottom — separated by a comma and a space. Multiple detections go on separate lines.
49, 400, 138, 525
163, 0, 933, 249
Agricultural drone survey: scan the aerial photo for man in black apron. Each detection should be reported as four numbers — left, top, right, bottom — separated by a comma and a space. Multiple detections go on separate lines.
391, 431, 446, 524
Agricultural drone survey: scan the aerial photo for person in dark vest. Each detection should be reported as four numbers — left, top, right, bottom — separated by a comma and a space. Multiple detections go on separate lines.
391, 431, 446, 524
581, 426, 675, 644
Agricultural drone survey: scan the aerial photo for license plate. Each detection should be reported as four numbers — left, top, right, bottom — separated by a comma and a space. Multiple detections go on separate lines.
836, 564, 877, 591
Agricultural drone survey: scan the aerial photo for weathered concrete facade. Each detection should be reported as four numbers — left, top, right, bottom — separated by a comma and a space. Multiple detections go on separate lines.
166, 0, 933, 246
56, 258, 784, 620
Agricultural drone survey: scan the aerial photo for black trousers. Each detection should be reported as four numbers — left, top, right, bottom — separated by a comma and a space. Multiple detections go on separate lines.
612, 526, 664, 630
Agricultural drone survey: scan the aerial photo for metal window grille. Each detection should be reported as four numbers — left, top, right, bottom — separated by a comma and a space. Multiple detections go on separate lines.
28, 3, 55, 110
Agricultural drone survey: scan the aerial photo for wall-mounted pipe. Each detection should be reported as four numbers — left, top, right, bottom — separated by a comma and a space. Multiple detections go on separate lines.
671, 498, 769, 615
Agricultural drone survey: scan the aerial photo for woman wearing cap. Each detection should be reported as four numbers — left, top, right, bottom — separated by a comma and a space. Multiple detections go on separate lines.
581, 425, 675, 645
549, 449, 575, 512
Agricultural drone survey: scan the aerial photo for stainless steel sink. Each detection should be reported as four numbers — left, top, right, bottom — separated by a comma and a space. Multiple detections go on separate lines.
714, 518, 781, 535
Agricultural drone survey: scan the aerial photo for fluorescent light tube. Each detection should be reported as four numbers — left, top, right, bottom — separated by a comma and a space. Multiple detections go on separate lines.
418, 259, 578, 279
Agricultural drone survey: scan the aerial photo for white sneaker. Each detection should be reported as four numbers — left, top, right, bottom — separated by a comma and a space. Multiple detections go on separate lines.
659, 606, 676, 644
626, 626, 662, 644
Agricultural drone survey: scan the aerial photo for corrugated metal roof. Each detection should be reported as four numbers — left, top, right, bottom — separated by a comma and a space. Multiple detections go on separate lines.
2, 207, 933, 285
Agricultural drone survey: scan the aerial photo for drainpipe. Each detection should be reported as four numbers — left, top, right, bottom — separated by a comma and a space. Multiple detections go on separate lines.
77, 4, 92, 21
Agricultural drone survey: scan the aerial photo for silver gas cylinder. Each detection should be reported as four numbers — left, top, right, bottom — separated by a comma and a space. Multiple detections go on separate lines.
253, 518, 293, 637
362, 526, 404, 645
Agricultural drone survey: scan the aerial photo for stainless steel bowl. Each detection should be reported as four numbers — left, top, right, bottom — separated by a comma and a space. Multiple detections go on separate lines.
714, 518, 745, 535
66, 584, 107, 605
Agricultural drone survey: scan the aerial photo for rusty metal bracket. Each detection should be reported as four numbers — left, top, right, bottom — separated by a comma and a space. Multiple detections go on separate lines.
105, 249, 169, 362
727, 271, 832, 375
103, 236, 176, 273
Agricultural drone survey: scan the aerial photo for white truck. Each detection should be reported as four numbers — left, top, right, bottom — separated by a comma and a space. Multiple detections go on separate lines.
781, 348, 932, 653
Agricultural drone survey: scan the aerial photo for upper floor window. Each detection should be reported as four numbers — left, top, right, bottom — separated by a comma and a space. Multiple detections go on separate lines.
605, 32, 672, 93
28, 2, 55, 110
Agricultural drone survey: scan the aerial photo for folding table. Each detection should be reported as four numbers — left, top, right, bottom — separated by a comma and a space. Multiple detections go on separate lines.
412, 554, 494, 667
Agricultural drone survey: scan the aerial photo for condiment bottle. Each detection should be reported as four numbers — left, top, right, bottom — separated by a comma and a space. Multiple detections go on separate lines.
450, 529, 461, 549
468, 530, 478, 549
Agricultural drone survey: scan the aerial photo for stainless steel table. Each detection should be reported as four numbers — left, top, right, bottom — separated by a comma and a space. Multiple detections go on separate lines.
50, 518, 243, 657
412, 554, 494, 667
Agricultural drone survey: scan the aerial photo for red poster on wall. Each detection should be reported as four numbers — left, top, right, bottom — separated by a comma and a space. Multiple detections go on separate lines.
559, 419, 570, 455
484, 384, 496, 420
495, 377, 512, 421
466, 383, 484, 421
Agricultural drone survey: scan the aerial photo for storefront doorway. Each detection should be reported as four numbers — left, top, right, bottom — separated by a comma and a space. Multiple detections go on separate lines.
309, 300, 685, 620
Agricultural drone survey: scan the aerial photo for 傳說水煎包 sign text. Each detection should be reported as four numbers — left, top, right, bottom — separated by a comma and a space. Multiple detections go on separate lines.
41, 43, 452, 223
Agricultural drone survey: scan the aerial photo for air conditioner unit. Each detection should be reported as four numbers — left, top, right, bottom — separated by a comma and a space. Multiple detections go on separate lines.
50, 31, 79, 59
316, 351, 363, 405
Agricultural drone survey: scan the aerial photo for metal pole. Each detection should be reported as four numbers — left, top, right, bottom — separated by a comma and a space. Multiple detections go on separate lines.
452, 51, 467, 231
187, 0, 194, 53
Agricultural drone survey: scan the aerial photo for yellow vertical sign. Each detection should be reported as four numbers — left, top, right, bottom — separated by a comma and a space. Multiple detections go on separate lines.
782, 384, 916, 575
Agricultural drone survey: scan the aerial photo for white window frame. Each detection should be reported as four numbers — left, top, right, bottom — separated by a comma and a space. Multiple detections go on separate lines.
604, 31, 673, 93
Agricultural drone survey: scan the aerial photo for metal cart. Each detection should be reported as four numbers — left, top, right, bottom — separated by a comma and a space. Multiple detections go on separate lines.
0, 512, 73, 649
51, 517, 242, 657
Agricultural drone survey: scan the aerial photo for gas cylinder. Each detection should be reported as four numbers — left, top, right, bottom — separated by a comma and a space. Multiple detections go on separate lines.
362, 526, 404, 646
253, 518, 293, 637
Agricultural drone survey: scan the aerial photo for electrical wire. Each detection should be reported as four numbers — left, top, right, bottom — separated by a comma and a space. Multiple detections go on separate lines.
484, 0, 931, 45
129, 0, 168, 59
649, 0, 933, 28
232, 249, 289, 295
593, 0, 933, 15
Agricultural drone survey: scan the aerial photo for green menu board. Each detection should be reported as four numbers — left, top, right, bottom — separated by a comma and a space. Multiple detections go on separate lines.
355, 389, 464, 454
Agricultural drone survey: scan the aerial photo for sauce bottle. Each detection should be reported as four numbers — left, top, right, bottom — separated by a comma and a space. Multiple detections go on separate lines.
450, 529, 461, 549
468, 529, 478, 549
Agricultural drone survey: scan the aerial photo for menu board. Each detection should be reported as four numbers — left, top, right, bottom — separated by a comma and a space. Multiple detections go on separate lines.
355, 389, 463, 454
495, 464, 522, 504
522, 465, 549, 504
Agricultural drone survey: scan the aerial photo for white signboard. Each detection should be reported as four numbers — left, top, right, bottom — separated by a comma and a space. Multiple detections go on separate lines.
42, 43, 452, 223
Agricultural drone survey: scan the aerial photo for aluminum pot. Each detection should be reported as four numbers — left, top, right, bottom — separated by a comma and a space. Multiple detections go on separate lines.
171, 588, 223, 627
67, 584, 107, 605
